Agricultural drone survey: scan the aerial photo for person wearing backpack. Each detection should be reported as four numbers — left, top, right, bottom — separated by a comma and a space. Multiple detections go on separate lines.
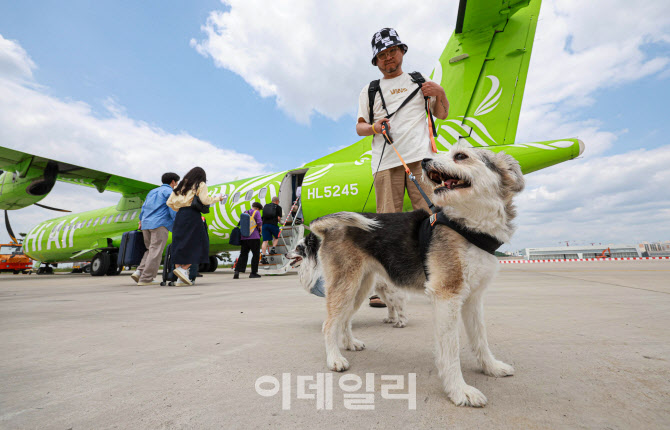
356, 27, 449, 306
261, 196, 283, 261
234, 201, 263, 279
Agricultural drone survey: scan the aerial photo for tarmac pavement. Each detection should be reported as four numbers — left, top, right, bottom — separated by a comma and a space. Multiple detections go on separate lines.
1, 260, 669, 429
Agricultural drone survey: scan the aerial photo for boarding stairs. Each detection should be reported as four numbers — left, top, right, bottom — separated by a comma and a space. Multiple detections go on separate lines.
257, 196, 304, 275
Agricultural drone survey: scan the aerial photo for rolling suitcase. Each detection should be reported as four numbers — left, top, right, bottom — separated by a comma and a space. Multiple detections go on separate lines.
117, 230, 147, 268
160, 244, 198, 286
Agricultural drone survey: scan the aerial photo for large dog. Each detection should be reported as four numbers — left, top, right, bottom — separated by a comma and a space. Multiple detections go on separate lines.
287, 234, 408, 327
308, 146, 525, 407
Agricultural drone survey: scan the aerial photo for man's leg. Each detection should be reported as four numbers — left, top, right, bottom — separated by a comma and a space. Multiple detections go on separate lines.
138, 227, 169, 283
374, 165, 406, 213
249, 239, 261, 276
405, 160, 430, 212
371, 165, 405, 307
133, 230, 152, 281
237, 241, 250, 273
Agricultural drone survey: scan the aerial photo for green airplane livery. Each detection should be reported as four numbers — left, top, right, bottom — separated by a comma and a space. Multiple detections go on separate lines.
0, 0, 583, 276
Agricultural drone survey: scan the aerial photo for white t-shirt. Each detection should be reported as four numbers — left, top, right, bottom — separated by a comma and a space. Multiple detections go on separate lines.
357, 72, 437, 173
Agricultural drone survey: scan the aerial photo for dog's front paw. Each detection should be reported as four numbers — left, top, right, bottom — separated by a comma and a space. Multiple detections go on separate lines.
448, 384, 487, 407
344, 338, 366, 351
393, 316, 408, 328
328, 356, 350, 372
382, 317, 396, 324
483, 360, 514, 377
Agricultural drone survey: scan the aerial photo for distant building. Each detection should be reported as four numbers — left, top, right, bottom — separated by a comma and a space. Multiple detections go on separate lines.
638, 241, 670, 257
523, 244, 640, 260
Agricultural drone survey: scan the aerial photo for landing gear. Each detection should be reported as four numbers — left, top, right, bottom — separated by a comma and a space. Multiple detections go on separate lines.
208, 255, 219, 272
106, 253, 121, 276
90, 252, 110, 276
37, 263, 54, 275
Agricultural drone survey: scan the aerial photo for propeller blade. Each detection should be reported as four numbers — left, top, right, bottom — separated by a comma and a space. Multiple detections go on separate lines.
5, 210, 18, 244
34, 203, 72, 213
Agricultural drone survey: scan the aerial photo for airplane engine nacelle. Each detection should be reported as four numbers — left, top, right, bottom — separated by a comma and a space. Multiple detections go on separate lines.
0, 161, 58, 210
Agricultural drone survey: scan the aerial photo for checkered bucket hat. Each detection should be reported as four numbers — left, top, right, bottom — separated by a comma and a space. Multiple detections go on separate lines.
371, 28, 408, 65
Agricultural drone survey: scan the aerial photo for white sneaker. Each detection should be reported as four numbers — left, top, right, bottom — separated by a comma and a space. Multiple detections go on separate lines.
173, 267, 193, 285
137, 281, 158, 286
131, 270, 141, 283
174, 279, 190, 287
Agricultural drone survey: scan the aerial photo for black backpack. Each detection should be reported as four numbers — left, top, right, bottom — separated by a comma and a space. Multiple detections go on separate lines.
263, 203, 277, 220
367, 71, 437, 138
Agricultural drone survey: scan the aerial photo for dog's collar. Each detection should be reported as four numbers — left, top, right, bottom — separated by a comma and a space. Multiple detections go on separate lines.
419, 213, 503, 272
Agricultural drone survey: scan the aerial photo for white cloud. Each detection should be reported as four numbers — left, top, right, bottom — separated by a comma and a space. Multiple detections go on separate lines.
0, 35, 35, 82
0, 34, 268, 243
191, 0, 456, 123
507, 145, 670, 249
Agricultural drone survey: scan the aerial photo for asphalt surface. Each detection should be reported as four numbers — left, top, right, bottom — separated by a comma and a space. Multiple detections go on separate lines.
1, 260, 669, 429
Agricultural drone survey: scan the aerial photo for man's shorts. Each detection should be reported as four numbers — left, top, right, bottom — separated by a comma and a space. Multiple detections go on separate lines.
262, 224, 280, 241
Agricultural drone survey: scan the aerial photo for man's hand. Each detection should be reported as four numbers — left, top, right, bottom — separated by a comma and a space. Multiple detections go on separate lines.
356, 117, 390, 136
421, 81, 449, 119
373, 118, 390, 134
138, 220, 142, 229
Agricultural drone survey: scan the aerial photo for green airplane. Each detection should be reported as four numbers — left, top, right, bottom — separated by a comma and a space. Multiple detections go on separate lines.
0, 0, 583, 276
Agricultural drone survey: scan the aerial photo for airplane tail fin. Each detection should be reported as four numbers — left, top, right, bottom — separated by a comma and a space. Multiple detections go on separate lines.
433, 0, 542, 148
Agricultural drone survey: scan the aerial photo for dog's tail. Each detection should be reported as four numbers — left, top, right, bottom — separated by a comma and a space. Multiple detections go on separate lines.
310, 212, 380, 238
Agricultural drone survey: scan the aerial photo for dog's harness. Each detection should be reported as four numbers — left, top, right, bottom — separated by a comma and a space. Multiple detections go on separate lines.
418, 212, 504, 276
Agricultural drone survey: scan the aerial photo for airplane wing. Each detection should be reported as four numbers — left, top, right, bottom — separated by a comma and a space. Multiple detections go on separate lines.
0, 146, 157, 197
434, 0, 542, 147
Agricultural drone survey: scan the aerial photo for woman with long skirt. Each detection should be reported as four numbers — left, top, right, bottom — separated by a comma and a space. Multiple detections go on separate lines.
167, 167, 223, 285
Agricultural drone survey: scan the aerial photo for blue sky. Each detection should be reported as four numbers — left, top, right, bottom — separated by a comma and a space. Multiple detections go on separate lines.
0, 0, 353, 171
1, 0, 669, 248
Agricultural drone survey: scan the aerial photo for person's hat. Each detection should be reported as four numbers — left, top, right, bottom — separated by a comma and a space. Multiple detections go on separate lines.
371, 28, 408, 65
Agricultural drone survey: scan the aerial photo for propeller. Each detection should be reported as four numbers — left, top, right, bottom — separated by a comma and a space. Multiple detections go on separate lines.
34, 203, 72, 212
5, 210, 18, 244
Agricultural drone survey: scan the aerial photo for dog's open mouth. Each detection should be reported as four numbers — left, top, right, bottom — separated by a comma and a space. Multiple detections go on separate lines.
427, 169, 471, 191
288, 255, 303, 267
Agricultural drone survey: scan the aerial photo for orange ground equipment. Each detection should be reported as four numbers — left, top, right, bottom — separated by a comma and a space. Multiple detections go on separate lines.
0, 243, 33, 274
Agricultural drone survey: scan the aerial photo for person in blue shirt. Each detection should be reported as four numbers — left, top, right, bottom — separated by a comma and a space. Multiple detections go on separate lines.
131, 172, 180, 285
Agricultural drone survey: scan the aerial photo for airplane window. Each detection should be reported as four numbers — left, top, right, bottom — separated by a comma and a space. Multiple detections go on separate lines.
232, 192, 240, 203
221, 195, 228, 204
122, 213, 129, 222
99, 216, 107, 225
77, 222, 83, 228
130, 211, 138, 220
259, 188, 267, 200
86, 219, 92, 228
245, 190, 254, 201
107, 216, 114, 224
115, 214, 122, 222
63, 225, 69, 232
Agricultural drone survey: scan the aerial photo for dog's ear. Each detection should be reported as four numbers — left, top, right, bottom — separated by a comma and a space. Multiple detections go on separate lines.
479, 150, 525, 194
494, 151, 525, 193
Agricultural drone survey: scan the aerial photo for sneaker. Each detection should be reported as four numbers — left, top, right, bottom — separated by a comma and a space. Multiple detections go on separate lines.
260, 257, 269, 265
249, 273, 261, 279
173, 267, 193, 285
233, 271, 239, 279
175, 279, 190, 287
270, 247, 276, 255
137, 281, 158, 286
131, 270, 141, 283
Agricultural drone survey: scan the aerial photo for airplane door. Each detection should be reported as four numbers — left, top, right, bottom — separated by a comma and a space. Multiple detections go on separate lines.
278, 169, 307, 220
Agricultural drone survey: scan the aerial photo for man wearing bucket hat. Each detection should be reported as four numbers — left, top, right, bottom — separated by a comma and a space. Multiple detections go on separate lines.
357, 27, 449, 212
356, 27, 449, 307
